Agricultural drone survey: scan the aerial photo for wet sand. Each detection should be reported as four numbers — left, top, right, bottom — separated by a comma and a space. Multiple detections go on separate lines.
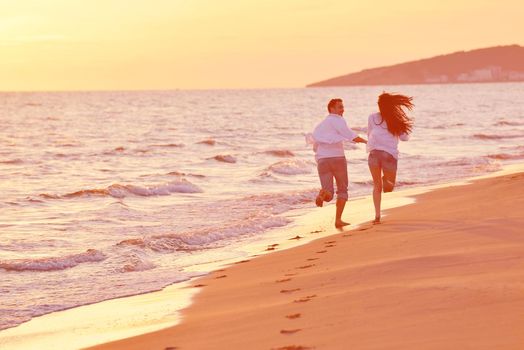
86, 170, 524, 350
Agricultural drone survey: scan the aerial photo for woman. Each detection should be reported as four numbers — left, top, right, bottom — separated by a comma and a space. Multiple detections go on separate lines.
367, 92, 414, 224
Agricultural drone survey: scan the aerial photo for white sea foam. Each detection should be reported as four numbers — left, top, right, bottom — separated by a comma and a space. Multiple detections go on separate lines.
267, 159, 314, 175
0, 249, 106, 272
38, 179, 203, 200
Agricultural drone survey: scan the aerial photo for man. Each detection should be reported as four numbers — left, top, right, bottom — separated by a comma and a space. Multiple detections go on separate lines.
309, 98, 367, 228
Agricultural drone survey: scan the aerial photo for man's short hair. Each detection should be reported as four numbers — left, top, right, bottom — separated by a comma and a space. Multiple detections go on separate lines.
327, 98, 343, 112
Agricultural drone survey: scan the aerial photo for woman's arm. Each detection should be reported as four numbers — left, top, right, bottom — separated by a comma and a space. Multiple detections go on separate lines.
367, 115, 372, 139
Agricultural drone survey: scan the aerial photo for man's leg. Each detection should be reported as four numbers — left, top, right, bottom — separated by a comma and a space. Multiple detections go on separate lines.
316, 159, 334, 207
333, 157, 349, 228
335, 198, 347, 227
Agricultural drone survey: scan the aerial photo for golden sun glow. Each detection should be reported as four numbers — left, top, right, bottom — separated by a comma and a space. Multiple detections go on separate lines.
1, 0, 523, 91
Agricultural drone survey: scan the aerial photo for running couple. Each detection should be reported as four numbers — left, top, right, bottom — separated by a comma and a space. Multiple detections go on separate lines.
308, 93, 414, 228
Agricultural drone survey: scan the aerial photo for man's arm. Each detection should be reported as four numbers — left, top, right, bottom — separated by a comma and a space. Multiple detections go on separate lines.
311, 129, 346, 144
334, 118, 367, 144
353, 136, 367, 144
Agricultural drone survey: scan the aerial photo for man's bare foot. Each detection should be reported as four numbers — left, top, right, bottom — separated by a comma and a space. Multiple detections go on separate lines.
335, 220, 350, 228
315, 189, 332, 207
372, 216, 381, 225
315, 194, 323, 207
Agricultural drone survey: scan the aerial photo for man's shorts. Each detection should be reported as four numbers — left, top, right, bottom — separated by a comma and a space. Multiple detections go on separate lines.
316, 156, 348, 200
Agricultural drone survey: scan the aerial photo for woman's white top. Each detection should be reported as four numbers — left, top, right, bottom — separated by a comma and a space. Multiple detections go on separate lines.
366, 112, 409, 159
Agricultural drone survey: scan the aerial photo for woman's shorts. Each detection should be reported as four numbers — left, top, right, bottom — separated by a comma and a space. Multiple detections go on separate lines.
368, 150, 398, 192
368, 150, 398, 172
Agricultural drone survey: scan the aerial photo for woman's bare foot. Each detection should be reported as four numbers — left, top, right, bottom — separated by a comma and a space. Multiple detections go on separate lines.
335, 220, 350, 228
372, 216, 381, 225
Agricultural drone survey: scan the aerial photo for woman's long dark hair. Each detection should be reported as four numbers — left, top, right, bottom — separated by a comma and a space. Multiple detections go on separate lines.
377, 92, 414, 136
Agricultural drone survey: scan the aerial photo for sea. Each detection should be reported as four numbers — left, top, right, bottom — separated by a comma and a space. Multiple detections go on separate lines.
1, 83, 523, 331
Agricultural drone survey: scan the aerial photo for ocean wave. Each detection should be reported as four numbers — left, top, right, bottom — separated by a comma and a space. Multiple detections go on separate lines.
501, 145, 524, 151
264, 149, 295, 157
433, 122, 465, 129
0, 249, 106, 272
251, 172, 285, 184
353, 179, 421, 187
267, 159, 314, 175
115, 189, 316, 253
0, 158, 24, 165
120, 253, 156, 272
473, 133, 523, 140
150, 143, 184, 148
167, 171, 206, 178
439, 157, 502, 173
102, 147, 127, 155
116, 215, 291, 254
487, 153, 524, 160
441, 157, 489, 167
494, 119, 524, 126
211, 154, 237, 163
39, 179, 202, 200
241, 189, 317, 214
198, 139, 216, 145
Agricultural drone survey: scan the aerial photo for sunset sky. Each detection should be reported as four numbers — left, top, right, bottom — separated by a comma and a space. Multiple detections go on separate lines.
1, 0, 523, 91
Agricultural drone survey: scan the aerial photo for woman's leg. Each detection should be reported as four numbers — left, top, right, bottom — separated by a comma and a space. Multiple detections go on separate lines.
368, 152, 383, 223
382, 154, 398, 193
382, 170, 397, 193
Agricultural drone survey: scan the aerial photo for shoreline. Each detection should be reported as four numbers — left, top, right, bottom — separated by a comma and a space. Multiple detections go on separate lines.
1, 163, 523, 349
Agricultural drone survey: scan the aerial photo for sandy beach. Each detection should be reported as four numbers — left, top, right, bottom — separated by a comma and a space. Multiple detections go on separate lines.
83, 169, 524, 350
2, 2, 523, 349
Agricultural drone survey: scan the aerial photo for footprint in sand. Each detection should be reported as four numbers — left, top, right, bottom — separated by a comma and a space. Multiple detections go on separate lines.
235, 259, 251, 264
276, 278, 292, 283
296, 264, 315, 269
293, 294, 317, 303
324, 240, 336, 244
289, 235, 303, 240
284, 273, 297, 276
324, 244, 335, 248
280, 329, 302, 335
342, 234, 352, 237
306, 257, 319, 261
280, 288, 301, 293
316, 250, 327, 254
193, 284, 206, 288
285, 313, 301, 319
215, 275, 227, 279
310, 230, 323, 234
165, 347, 178, 350
271, 346, 312, 350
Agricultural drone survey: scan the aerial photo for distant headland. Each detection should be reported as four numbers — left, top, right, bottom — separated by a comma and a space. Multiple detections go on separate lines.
307, 45, 524, 87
